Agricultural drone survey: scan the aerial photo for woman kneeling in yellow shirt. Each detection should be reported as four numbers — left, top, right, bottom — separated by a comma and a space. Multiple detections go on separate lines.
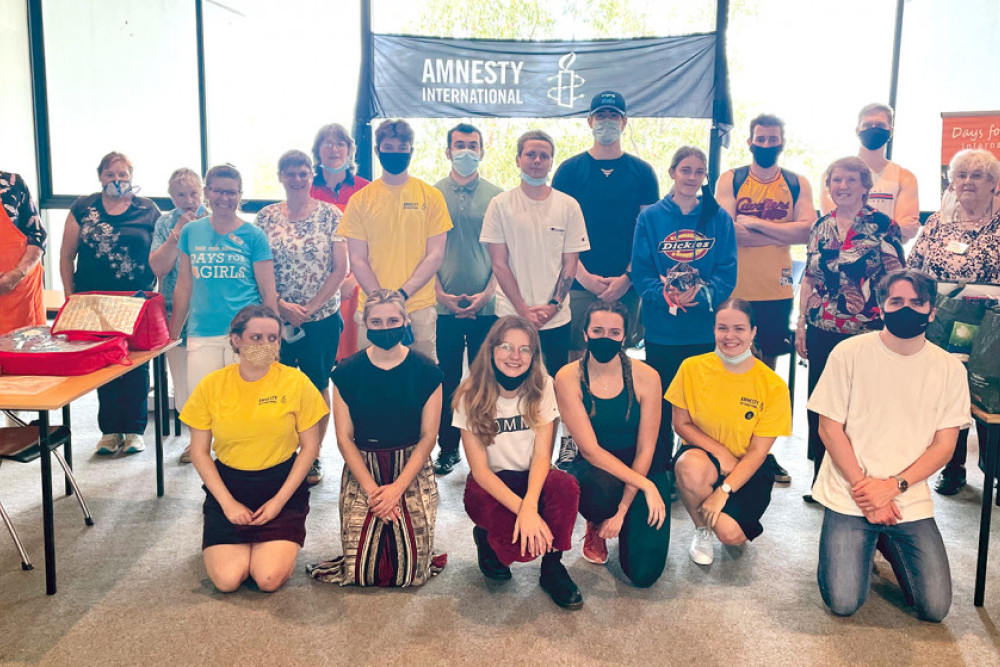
666, 298, 791, 566
181, 304, 329, 592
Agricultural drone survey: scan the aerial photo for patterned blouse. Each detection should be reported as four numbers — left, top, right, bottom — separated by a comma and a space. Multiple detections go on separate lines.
804, 206, 904, 334
0, 172, 45, 249
255, 200, 344, 322
908, 210, 1000, 285
69, 192, 159, 293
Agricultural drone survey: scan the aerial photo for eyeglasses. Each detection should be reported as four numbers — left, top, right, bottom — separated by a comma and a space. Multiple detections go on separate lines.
496, 342, 533, 357
281, 171, 312, 180
209, 187, 240, 198
321, 141, 348, 150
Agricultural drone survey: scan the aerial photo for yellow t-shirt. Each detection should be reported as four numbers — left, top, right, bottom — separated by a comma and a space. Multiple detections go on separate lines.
732, 171, 796, 301
338, 177, 453, 313
180, 363, 329, 471
665, 353, 791, 457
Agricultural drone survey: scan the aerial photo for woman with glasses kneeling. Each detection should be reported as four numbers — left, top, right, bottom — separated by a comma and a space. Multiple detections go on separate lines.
181, 305, 327, 592
667, 299, 791, 566
554, 300, 669, 587
307, 289, 445, 587
455, 315, 583, 610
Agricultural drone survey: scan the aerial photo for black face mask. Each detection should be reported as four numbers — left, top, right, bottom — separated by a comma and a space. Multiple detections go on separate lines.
858, 127, 892, 151
587, 336, 623, 363
750, 144, 783, 169
367, 325, 406, 350
492, 357, 530, 391
377, 151, 411, 175
883, 306, 930, 340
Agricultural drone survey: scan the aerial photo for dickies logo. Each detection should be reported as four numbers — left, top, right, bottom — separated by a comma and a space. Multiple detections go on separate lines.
658, 230, 714, 262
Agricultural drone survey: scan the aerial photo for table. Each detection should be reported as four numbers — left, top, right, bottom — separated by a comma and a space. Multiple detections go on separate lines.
974, 405, 1000, 606
0, 341, 178, 595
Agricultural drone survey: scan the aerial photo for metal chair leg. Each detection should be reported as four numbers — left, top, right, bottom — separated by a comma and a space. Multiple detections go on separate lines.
52, 449, 93, 527
0, 494, 33, 570
3, 410, 28, 427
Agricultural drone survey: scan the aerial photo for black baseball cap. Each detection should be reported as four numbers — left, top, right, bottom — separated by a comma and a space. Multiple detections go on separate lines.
590, 90, 626, 115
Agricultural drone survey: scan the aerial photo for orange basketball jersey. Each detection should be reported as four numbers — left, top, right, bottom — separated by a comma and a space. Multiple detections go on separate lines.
732, 171, 796, 301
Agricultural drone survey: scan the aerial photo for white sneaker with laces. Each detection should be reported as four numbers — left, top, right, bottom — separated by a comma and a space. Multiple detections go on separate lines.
689, 526, 715, 565
96, 433, 123, 455
123, 434, 145, 454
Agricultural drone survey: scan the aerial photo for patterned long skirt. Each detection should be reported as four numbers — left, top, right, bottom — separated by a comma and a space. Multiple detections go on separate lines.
306, 443, 446, 587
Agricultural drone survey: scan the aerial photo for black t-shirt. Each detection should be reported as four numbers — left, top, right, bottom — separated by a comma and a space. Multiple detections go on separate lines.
332, 349, 443, 449
552, 152, 659, 283
70, 192, 159, 293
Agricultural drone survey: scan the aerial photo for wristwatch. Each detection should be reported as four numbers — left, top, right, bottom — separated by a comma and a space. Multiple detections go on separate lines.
892, 475, 909, 493
547, 298, 560, 306
720, 482, 733, 494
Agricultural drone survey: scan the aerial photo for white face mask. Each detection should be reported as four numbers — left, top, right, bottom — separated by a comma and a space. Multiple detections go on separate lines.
714, 345, 753, 365
592, 119, 622, 145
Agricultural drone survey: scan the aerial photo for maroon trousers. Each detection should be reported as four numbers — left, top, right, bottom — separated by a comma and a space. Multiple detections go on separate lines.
464, 468, 580, 566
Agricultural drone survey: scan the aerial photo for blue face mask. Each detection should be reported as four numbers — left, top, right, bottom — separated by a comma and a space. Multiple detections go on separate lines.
592, 119, 622, 145
104, 180, 134, 198
321, 161, 350, 175
450, 149, 480, 178
520, 171, 548, 187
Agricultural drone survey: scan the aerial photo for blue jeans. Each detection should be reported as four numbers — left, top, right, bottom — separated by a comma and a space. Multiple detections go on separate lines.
817, 508, 952, 622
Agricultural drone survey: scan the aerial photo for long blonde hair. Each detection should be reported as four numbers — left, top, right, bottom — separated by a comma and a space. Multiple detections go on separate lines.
452, 316, 548, 446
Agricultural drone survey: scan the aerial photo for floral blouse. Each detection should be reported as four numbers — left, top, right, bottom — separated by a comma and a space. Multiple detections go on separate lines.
908, 209, 1000, 285
0, 172, 44, 249
69, 192, 159, 293
804, 206, 904, 335
255, 200, 344, 322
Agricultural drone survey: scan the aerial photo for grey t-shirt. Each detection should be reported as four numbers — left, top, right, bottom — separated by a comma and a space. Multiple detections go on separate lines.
434, 175, 503, 316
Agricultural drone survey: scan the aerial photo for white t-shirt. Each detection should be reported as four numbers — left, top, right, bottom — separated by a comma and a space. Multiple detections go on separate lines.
807, 332, 971, 522
480, 186, 590, 330
867, 161, 900, 219
453, 377, 561, 472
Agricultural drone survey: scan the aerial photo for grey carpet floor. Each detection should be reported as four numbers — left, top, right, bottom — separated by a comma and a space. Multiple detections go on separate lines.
1, 375, 999, 666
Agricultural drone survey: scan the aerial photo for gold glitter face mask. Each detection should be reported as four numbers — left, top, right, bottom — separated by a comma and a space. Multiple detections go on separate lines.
238, 342, 280, 369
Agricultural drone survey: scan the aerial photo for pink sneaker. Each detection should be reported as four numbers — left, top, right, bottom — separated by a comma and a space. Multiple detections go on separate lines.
582, 521, 608, 564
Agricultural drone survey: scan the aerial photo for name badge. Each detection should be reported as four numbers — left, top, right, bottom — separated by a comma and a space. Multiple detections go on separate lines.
946, 240, 969, 254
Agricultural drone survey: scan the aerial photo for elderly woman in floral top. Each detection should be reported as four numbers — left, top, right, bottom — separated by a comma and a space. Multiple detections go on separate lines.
59, 151, 160, 456
256, 149, 347, 485
794, 156, 904, 498
909, 148, 1000, 495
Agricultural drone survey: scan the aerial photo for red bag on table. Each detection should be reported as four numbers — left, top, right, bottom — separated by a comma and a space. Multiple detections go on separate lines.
51, 291, 170, 350
0, 325, 130, 376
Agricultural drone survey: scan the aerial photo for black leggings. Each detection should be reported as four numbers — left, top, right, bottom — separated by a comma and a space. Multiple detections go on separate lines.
568, 456, 671, 587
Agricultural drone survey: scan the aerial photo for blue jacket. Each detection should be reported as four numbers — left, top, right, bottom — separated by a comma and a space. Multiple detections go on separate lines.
631, 194, 737, 345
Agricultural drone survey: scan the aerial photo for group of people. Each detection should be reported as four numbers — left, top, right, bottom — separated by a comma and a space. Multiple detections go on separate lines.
1, 89, 995, 621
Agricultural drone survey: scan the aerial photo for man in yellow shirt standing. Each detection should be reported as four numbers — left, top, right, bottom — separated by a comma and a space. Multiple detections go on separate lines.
339, 119, 453, 362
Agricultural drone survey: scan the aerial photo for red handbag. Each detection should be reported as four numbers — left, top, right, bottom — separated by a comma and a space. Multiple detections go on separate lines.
0, 326, 130, 376
51, 291, 170, 350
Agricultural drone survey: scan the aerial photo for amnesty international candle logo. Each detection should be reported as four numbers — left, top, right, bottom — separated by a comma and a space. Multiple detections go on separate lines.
657, 230, 715, 262
547, 53, 585, 109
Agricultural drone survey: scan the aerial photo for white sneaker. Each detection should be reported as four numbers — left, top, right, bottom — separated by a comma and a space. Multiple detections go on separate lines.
689, 526, 715, 565
96, 433, 123, 455
122, 434, 145, 454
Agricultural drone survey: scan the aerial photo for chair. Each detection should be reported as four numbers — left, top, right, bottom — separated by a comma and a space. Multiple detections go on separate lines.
0, 422, 93, 570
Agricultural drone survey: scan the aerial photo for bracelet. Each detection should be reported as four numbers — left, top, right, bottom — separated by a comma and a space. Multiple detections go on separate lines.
398, 288, 409, 301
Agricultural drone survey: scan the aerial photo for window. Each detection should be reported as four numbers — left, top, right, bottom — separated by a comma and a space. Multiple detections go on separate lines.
0, 0, 39, 198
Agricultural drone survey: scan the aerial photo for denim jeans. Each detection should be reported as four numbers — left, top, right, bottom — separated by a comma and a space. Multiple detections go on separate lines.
817, 508, 952, 622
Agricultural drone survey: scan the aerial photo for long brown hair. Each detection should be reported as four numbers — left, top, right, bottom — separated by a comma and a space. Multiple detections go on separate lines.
452, 316, 548, 446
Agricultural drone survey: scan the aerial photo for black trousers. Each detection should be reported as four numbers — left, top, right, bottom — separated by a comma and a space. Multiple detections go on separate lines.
644, 341, 713, 471
436, 314, 497, 456
568, 456, 671, 587
538, 323, 571, 379
805, 326, 856, 481
97, 363, 149, 435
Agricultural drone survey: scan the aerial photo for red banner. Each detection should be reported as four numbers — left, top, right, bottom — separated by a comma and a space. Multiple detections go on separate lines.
940, 111, 1000, 193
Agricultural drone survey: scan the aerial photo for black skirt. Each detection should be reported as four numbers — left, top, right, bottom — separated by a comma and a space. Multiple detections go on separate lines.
202, 455, 310, 549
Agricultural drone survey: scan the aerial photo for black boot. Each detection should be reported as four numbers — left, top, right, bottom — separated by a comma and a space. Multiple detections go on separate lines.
934, 465, 966, 496
434, 449, 461, 475
539, 551, 583, 610
473, 527, 511, 580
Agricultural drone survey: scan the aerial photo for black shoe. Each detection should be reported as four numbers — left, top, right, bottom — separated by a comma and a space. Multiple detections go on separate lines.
473, 527, 511, 580
802, 493, 818, 504
934, 467, 967, 496
768, 454, 791, 484
434, 449, 461, 475
539, 553, 583, 610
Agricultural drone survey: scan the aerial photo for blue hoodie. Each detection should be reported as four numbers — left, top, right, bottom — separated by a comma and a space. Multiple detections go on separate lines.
631, 194, 737, 346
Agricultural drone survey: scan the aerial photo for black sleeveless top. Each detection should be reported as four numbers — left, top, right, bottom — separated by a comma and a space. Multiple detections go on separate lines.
583, 380, 640, 462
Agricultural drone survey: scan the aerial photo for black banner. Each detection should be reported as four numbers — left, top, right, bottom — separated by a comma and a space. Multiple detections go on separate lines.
366, 34, 731, 121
